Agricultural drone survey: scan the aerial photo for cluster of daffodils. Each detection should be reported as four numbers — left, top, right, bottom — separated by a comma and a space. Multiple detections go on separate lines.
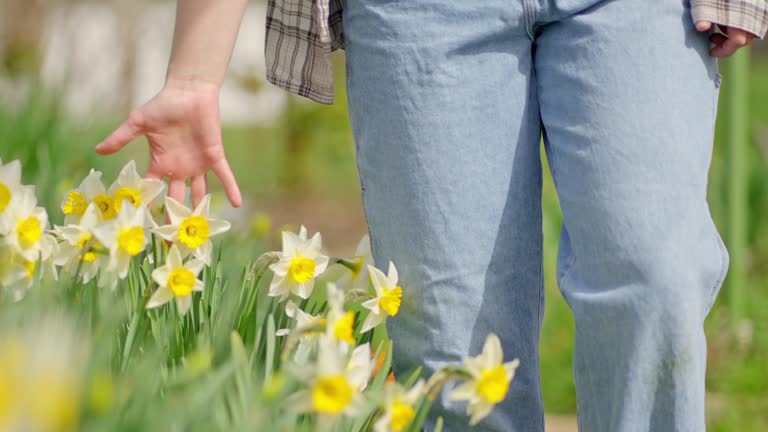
269, 229, 521, 429
0, 157, 522, 429
56, 160, 230, 313
0, 160, 57, 298
0, 159, 230, 315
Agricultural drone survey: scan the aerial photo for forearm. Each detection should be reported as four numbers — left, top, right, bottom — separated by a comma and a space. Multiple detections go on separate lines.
165, 0, 248, 88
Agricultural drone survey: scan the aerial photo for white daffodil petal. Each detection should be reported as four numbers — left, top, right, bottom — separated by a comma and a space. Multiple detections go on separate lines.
468, 402, 494, 426
81, 170, 106, 197
176, 296, 192, 315
314, 254, 330, 276
80, 203, 102, 227
449, 381, 477, 401
406, 379, 426, 404
164, 196, 191, 225
373, 413, 391, 432
281, 231, 299, 256
504, 359, 520, 378
147, 286, 174, 309
167, 245, 184, 268
387, 261, 399, 287
194, 241, 213, 266
269, 258, 291, 276
368, 265, 390, 294
185, 259, 205, 276
193, 194, 211, 216
141, 179, 166, 204
309, 231, 322, 251
294, 280, 314, 299
193, 280, 204, 292
91, 225, 116, 250
359, 312, 383, 334
152, 224, 177, 242
207, 218, 231, 237
285, 300, 299, 318
483, 334, 503, 368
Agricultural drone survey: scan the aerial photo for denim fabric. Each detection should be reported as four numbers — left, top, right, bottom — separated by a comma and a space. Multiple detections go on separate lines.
342, 0, 727, 430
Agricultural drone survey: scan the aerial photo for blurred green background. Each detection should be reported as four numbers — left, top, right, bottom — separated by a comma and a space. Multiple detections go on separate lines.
1, 1, 767, 430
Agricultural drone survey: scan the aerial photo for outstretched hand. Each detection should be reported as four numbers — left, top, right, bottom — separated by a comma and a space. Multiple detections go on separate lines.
96, 80, 242, 208
696, 21, 756, 58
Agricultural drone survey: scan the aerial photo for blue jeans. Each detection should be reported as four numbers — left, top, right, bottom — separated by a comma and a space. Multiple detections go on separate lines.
342, 0, 726, 430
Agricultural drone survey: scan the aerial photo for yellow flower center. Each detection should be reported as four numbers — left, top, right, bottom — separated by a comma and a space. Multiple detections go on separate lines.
93, 194, 116, 220
22, 259, 36, 279
390, 401, 416, 431
117, 227, 144, 256
168, 267, 196, 297
379, 286, 402, 316
75, 235, 101, 262
476, 365, 509, 404
178, 216, 210, 249
76, 233, 92, 249
288, 256, 315, 284
113, 187, 142, 208
17, 216, 41, 246
311, 375, 354, 414
333, 311, 355, 344
62, 191, 87, 217
0, 181, 11, 213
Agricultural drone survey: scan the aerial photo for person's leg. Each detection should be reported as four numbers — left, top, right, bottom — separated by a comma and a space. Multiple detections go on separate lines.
343, 1, 544, 430
535, 0, 726, 430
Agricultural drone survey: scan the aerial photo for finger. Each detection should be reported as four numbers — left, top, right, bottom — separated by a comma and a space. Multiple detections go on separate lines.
212, 159, 242, 208
711, 31, 749, 57
709, 33, 728, 45
191, 175, 208, 208
167, 179, 187, 206
96, 112, 143, 155
695, 21, 712, 32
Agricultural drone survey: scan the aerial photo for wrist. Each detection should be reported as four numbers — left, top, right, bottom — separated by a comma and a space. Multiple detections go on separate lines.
163, 75, 222, 94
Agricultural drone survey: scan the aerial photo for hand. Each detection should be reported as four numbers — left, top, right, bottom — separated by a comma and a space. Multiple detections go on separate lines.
95, 80, 242, 208
696, 21, 755, 58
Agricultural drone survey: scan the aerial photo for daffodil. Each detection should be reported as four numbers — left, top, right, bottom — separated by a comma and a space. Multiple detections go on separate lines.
0, 159, 26, 217
0, 186, 56, 263
92, 201, 147, 281
325, 282, 356, 346
448, 333, 520, 426
146, 245, 205, 315
268, 225, 329, 301
276, 300, 326, 364
0, 244, 59, 301
152, 195, 230, 266
374, 379, 425, 432
287, 335, 372, 425
360, 262, 402, 333
336, 234, 374, 292
54, 203, 107, 283
108, 160, 165, 209
61, 169, 115, 223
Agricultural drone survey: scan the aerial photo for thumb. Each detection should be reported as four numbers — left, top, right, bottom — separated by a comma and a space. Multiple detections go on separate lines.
696, 21, 713, 32
96, 112, 143, 155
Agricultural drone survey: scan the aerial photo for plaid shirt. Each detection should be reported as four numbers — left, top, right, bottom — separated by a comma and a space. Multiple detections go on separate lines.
265, 0, 768, 105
